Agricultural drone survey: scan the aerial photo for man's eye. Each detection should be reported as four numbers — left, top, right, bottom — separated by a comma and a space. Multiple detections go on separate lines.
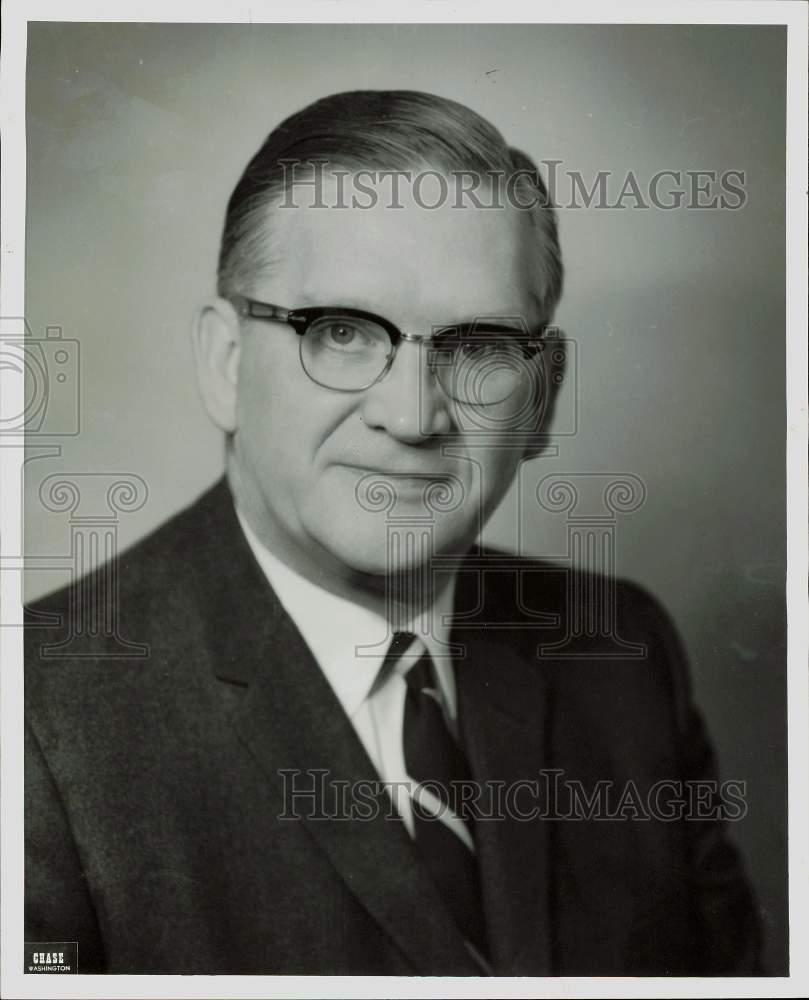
460, 340, 496, 358
324, 323, 361, 347
458, 337, 521, 360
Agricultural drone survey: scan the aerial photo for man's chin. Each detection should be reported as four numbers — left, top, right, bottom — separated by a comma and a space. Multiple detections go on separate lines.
311, 531, 418, 578
308, 519, 473, 579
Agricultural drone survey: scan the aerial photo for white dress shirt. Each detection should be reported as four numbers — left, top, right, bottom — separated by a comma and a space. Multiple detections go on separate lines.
236, 509, 458, 836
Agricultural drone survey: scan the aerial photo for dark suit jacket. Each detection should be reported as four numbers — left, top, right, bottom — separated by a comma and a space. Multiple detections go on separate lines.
25, 477, 761, 975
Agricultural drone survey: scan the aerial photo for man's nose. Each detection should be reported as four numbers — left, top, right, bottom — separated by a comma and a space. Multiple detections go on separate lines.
359, 339, 451, 442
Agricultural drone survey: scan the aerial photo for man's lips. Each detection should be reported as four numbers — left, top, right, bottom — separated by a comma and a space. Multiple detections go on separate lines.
333, 463, 453, 479
331, 463, 466, 510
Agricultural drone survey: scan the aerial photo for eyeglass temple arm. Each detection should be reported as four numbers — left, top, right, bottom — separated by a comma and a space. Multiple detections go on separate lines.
230, 294, 291, 324
408, 324, 550, 358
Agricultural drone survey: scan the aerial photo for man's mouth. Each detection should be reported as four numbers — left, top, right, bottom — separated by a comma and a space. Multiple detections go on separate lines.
335, 463, 453, 480
334, 463, 464, 510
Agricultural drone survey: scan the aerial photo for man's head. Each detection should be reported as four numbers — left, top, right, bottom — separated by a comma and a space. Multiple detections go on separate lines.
193, 90, 563, 585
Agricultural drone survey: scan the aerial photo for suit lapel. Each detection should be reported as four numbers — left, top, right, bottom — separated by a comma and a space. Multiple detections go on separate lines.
453, 629, 553, 974
195, 480, 480, 975
451, 560, 639, 975
233, 615, 482, 975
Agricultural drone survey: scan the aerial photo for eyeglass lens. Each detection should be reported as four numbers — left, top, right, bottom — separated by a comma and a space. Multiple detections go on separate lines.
300, 314, 539, 405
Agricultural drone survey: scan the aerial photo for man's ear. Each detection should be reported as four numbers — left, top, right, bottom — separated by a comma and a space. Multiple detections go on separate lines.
191, 297, 242, 433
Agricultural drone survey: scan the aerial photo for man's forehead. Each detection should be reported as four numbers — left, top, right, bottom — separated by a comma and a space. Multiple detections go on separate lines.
279, 168, 515, 232
261, 170, 539, 319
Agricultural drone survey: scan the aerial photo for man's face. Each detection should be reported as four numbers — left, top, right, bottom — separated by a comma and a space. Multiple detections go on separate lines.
229, 173, 543, 578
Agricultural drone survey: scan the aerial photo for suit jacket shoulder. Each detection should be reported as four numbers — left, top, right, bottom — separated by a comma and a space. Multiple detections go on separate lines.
24, 477, 762, 975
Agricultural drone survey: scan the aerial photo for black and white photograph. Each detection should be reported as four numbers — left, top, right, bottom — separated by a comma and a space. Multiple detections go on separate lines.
1, 3, 806, 998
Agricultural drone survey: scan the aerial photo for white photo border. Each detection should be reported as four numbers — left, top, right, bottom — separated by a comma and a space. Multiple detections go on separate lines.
1, 2, 806, 998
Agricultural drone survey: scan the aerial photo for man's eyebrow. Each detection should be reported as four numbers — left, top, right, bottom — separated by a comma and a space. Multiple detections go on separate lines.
294, 292, 380, 312
295, 294, 535, 325
433, 318, 531, 331
293, 292, 542, 333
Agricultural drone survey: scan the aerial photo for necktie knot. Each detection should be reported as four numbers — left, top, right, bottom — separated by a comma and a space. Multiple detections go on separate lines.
385, 630, 419, 661
383, 631, 439, 700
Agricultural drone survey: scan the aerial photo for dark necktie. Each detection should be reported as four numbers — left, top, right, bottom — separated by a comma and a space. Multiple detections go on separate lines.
385, 631, 489, 963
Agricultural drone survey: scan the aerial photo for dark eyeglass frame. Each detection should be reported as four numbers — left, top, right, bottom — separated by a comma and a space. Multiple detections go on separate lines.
229, 292, 548, 398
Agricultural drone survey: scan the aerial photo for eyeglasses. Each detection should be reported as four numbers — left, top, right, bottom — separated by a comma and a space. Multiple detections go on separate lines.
229, 293, 547, 406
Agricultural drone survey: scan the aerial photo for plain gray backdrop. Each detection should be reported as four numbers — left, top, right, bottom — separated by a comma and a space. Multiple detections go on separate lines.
23, 22, 787, 972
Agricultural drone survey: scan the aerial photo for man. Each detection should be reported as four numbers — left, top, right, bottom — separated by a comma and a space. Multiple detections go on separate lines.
25, 90, 761, 976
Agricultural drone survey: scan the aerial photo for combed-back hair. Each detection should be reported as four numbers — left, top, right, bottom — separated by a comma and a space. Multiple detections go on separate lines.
217, 90, 563, 319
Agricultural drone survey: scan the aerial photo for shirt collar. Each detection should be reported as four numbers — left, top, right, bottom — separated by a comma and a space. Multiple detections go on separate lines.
236, 508, 458, 719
